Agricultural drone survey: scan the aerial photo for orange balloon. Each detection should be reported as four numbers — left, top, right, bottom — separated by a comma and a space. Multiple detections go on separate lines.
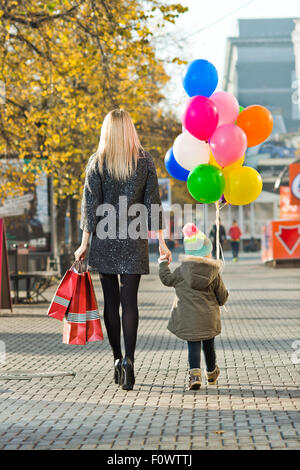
236, 105, 273, 147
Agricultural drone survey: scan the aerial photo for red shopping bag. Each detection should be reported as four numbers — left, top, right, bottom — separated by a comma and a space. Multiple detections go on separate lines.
85, 271, 104, 343
63, 272, 87, 345
47, 263, 79, 321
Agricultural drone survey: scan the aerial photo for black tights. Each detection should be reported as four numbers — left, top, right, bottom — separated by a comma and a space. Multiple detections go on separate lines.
99, 273, 141, 362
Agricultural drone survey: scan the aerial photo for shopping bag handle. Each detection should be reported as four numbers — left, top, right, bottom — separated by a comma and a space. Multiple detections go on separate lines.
71, 259, 85, 273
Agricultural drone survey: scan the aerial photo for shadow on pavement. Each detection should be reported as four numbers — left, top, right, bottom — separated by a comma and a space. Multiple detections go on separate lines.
0, 332, 297, 355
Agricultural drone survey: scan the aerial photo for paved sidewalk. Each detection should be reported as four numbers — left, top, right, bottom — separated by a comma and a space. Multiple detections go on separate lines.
0, 254, 299, 450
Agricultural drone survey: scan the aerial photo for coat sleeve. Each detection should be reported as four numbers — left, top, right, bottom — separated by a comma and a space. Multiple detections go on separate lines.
143, 152, 165, 231
80, 156, 103, 233
213, 274, 229, 306
209, 225, 216, 240
221, 225, 226, 241
159, 261, 180, 287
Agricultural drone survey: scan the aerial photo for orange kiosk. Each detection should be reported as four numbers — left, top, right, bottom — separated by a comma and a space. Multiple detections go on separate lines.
262, 164, 300, 265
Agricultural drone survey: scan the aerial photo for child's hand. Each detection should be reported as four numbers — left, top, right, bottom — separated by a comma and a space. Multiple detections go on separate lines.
158, 255, 168, 264
159, 241, 172, 264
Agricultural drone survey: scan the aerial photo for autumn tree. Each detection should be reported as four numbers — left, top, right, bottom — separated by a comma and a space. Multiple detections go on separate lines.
0, 0, 188, 248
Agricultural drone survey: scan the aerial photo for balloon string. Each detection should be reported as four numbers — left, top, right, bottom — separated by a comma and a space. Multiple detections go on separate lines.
218, 217, 227, 311
219, 202, 228, 211
215, 201, 227, 312
219, 239, 226, 273
215, 201, 220, 260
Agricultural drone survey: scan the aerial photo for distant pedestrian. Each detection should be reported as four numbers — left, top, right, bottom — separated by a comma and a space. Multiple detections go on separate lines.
158, 223, 228, 390
209, 218, 226, 259
229, 220, 242, 262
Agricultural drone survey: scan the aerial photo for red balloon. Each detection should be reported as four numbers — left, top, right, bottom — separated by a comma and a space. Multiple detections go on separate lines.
182, 96, 219, 141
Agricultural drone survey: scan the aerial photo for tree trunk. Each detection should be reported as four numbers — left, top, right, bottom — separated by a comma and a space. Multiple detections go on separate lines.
69, 196, 79, 249
56, 197, 68, 253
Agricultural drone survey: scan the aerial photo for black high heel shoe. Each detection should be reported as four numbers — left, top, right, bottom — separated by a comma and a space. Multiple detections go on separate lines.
121, 357, 135, 391
114, 358, 123, 385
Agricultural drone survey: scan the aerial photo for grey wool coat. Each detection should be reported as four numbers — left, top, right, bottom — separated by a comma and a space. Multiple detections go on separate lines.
80, 150, 164, 274
159, 256, 229, 341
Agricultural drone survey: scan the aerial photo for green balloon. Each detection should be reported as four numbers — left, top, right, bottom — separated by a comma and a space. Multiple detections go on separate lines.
187, 164, 225, 203
239, 105, 244, 114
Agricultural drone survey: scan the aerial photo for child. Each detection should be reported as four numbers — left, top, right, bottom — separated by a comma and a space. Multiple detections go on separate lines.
158, 223, 229, 390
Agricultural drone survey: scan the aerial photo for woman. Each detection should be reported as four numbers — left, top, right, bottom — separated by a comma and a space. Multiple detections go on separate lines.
74, 109, 172, 390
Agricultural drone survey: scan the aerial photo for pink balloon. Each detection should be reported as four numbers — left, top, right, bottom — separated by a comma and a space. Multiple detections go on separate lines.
210, 91, 239, 126
210, 124, 247, 167
182, 95, 219, 141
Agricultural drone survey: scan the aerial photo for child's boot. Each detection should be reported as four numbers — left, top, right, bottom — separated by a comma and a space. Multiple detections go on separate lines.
205, 365, 220, 385
188, 368, 202, 390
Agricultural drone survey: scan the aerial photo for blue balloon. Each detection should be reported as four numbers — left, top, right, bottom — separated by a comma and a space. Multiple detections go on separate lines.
182, 59, 218, 98
165, 148, 189, 181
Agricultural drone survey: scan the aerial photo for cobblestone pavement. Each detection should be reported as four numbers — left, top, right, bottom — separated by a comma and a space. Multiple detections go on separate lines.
0, 254, 299, 450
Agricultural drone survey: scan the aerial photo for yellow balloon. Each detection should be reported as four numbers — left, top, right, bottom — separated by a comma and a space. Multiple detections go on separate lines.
221, 155, 245, 178
224, 166, 263, 205
209, 152, 222, 169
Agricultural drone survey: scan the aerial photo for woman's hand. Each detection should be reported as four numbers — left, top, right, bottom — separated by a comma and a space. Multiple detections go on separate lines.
159, 240, 172, 264
74, 231, 90, 261
74, 244, 87, 261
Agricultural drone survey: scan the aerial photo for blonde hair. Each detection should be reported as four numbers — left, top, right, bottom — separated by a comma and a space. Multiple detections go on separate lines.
96, 109, 143, 180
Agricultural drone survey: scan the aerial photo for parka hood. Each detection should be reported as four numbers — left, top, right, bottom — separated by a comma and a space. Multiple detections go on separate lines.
179, 255, 223, 290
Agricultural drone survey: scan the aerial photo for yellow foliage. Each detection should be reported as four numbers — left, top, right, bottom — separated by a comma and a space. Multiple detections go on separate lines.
0, 0, 188, 205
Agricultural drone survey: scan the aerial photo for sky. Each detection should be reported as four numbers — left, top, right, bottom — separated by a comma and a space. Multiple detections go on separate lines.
162, 0, 300, 110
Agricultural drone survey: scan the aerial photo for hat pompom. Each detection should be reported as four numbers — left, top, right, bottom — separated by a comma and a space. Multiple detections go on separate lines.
183, 223, 212, 257
182, 223, 199, 238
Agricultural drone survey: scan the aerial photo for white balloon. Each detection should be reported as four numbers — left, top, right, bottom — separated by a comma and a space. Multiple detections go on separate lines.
173, 132, 210, 171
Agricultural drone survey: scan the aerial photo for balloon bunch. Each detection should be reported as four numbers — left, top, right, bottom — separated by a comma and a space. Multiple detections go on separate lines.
165, 59, 273, 206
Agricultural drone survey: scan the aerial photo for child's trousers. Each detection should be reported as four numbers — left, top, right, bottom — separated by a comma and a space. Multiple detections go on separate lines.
187, 338, 216, 372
